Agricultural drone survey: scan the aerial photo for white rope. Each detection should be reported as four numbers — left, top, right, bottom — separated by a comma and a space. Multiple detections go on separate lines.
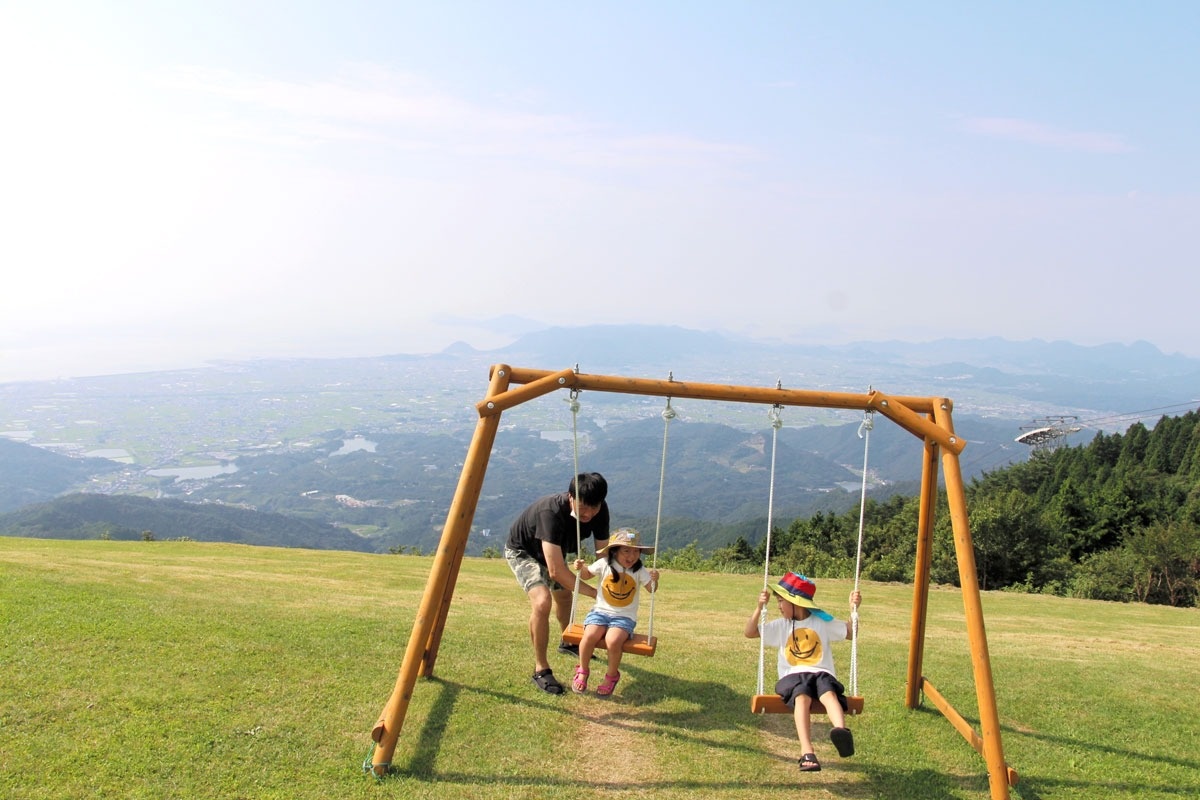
645, 395, 675, 638
848, 408, 874, 697
757, 402, 784, 697
567, 387, 584, 628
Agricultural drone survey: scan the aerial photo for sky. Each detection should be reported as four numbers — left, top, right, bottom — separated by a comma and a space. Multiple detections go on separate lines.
2, 1, 1198, 383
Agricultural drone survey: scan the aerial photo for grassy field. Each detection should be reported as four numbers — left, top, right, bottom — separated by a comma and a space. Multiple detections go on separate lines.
2, 537, 1197, 800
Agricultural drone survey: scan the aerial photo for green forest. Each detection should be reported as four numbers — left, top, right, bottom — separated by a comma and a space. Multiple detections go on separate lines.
655, 410, 1200, 608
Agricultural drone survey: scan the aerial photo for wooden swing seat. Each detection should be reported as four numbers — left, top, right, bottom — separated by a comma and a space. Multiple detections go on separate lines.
751, 693, 865, 715
561, 622, 657, 657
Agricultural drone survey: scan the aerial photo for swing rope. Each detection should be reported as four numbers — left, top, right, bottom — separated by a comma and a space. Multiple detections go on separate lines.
562, 380, 671, 657
645, 394, 675, 638
567, 386, 585, 628
848, 407, 874, 698
756, 402, 785, 697
753, 400, 872, 714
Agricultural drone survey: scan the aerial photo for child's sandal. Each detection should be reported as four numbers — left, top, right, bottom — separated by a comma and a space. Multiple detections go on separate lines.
798, 752, 821, 772
596, 671, 620, 697
572, 665, 589, 694
830, 726, 855, 757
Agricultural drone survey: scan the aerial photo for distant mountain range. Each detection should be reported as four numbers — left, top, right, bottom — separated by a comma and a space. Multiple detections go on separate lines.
2, 327, 1197, 553
481, 326, 1200, 419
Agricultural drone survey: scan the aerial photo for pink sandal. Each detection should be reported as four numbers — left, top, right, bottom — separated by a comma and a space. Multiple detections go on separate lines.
572, 665, 589, 694
596, 671, 620, 697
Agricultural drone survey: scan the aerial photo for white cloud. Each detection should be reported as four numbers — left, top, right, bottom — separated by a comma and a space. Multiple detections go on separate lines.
959, 116, 1134, 154
150, 64, 759, 171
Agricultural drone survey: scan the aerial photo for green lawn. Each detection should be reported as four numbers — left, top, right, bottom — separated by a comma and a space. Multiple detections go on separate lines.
2, 537, 1197, 799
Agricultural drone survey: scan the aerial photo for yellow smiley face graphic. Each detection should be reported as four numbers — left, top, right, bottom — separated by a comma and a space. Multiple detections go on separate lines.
785, 628, 823, 666
602, 572, 639, 608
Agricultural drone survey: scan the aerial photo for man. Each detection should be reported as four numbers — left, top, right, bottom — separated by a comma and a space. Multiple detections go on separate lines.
505, 472, 610, 694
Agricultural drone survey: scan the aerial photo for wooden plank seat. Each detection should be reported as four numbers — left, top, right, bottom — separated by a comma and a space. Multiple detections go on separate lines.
751, 693, 865, 715
561, 622, 657, 657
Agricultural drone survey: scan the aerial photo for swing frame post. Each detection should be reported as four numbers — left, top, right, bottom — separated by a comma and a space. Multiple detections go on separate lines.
943, 446, 1014, 797
368, 364, 513, 776
906, 433, 940, 708
367, 366, 1016, 799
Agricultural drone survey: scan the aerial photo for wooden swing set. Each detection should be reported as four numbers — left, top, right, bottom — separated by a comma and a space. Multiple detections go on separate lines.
367, 365, 1020, 800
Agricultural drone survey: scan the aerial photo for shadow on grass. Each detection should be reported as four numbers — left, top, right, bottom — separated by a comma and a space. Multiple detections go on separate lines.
386, 672, 989, 799
379, 767, 979, 799
1009, 778, 1199, 800
397, 666, 768, 771
905, 704, 1200, 800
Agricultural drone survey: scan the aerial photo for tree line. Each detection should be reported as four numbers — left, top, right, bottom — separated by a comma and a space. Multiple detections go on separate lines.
649, 410, 1200, 607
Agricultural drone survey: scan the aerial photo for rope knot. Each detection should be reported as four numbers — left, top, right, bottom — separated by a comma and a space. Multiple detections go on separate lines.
858, 410, 875, 438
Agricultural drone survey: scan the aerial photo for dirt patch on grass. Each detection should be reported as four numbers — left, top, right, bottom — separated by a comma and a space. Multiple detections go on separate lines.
569, 701, 662, 786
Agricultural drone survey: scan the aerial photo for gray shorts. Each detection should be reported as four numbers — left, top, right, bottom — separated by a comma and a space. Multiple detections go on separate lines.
505, 547, 567, 592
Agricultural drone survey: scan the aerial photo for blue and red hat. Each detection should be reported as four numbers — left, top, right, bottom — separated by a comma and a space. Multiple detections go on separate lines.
769, 572, 833, 621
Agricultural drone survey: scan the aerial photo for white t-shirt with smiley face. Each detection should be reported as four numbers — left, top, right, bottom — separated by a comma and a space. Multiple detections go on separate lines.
760, 615, 847, 679
586, 558, 654, 621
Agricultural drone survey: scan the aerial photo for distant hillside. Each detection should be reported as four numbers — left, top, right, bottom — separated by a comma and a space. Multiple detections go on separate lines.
0, 415, 938, 554
488, 327, 1200, 418
4, 327, 1196, 555
0, 407, 1076, 555
0, 493, 372, 551
0, 437, 121, 512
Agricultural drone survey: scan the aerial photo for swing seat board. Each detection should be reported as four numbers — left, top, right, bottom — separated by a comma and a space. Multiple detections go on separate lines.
562, 622, 656, 657
751, 693, 864, 715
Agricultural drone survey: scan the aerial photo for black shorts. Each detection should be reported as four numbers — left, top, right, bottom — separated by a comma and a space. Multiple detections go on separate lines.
775, 671, 848, 711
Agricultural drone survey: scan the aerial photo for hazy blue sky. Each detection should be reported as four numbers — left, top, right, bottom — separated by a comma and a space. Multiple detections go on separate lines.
2, 1, 1197, 382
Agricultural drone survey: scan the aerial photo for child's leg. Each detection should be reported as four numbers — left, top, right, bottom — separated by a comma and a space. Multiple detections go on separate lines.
596, 628, 629, 696
820, 690, 855, 757
578, 624, 605, 665
603, 627, 630, 674
818, 690, 846, 729
792, 694, 816, 755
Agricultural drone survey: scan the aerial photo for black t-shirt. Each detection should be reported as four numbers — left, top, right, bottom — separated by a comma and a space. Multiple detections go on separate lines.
505, 492, 610, 565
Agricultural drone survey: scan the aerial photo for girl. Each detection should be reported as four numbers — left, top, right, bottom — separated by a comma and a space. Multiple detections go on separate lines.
571, 527, 660, 696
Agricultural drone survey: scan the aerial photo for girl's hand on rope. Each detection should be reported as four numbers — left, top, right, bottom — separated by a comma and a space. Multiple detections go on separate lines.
648, 568, 660, 592
849, 590, 862, 609
573, 558, 595, 582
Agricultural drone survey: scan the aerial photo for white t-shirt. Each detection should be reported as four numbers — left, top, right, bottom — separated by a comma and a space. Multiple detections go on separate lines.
587, 558, 654, 621
760, 615, 847, 679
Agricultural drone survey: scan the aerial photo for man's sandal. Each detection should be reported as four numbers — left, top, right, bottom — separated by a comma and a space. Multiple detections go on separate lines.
798, 752, 821, 772
532, 668, 564, 695
572, 666, 589, 694
596, 671, 620, 697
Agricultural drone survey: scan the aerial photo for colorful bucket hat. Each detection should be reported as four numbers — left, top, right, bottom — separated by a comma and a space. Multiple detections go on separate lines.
769, 572, 833, 621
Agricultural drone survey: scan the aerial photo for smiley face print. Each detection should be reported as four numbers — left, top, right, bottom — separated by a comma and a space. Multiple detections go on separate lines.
784, 627, 823, 667
601, 572, 639, 608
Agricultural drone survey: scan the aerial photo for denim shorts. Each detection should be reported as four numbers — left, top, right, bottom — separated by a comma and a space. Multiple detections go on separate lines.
505, 547, 566, 592
583, 609, 636, 635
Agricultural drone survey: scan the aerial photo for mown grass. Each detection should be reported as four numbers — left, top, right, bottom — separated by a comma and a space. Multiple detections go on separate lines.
2, 537, 1197, 799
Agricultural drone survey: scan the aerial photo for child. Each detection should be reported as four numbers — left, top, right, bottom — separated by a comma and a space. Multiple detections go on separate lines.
570, 527, 660, 697
744, 572, 862, 772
